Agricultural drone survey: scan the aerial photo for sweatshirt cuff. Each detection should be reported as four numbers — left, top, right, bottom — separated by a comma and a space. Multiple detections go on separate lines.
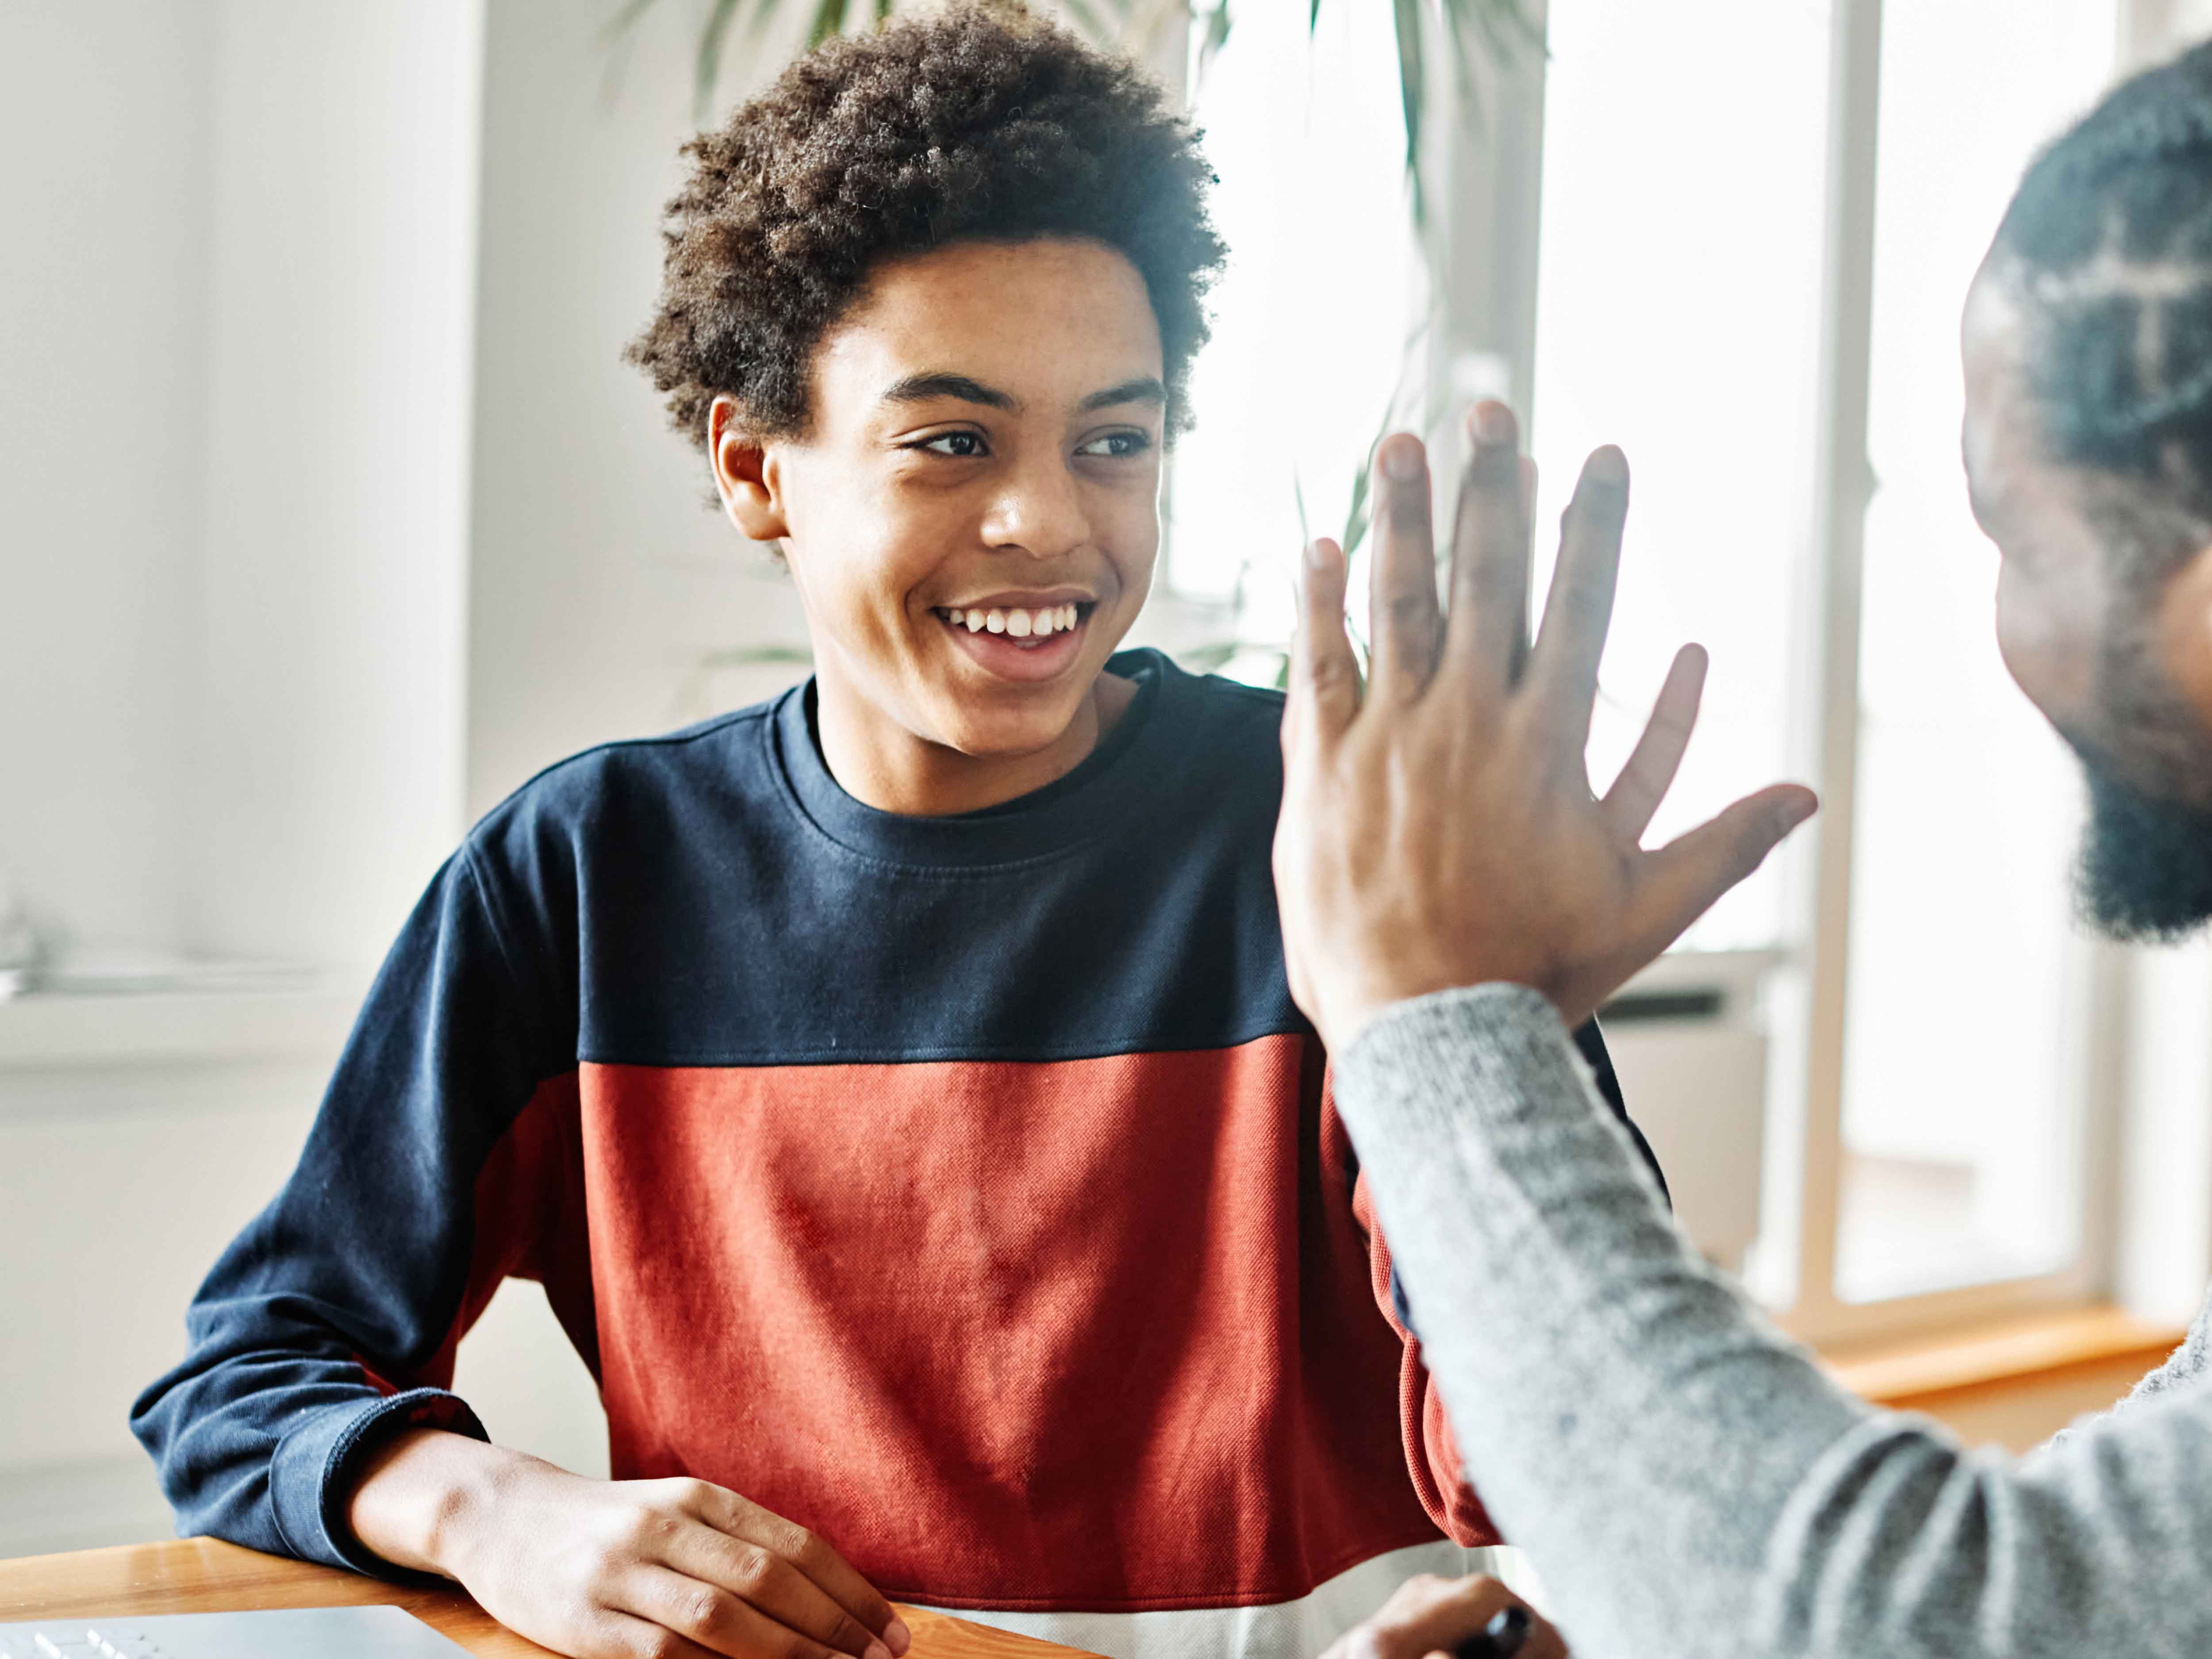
269, 1386, 489, 1578
1335, 983, 1601, 1152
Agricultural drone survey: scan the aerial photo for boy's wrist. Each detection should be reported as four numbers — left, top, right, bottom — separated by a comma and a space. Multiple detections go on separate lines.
346, 1426, 530, 1580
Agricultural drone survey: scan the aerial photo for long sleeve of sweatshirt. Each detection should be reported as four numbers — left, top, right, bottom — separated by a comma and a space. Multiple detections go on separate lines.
128, 847, 569, 1574
1332, 983, 2212, 1659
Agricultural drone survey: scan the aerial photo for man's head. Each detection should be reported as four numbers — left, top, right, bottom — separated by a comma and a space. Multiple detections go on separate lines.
1964, 40, 2212, 939
628, 5, 1224, 774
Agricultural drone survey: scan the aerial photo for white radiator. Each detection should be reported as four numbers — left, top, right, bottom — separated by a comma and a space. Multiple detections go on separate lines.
1599, 951, 1780, 1274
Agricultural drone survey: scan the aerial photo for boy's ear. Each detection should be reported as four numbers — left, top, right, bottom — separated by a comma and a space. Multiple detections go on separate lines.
710, 395, 791, 543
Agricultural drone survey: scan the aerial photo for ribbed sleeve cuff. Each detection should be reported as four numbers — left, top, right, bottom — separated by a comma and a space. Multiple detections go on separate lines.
269, 1386, 489, 1578
1336, 983, 1592, 1145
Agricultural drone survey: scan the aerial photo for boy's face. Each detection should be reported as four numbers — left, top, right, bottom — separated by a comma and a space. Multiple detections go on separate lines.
715, 237, 1167, 764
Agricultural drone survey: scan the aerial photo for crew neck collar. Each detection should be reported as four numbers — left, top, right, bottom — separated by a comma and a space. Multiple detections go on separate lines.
770, 649, 1176, 869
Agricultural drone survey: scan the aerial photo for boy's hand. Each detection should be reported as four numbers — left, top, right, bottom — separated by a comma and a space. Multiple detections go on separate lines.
348, 1429, 910, 1659
1324, 1572, 1569, 1659
1273, 403, 1818, 1052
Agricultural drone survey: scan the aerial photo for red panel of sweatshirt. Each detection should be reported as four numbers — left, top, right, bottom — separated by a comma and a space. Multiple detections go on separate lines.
527, 1035, 1490, 1611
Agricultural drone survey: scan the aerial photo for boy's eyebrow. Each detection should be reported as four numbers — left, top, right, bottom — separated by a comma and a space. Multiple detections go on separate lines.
877, 373, 1169, 415
880, 372, 1018, 411
1079, 376, 1168, 412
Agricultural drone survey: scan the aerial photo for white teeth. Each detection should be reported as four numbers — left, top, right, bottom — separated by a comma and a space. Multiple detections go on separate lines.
945, 603, 1083, 638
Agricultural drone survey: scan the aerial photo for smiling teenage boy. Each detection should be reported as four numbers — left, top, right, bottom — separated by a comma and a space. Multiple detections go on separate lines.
131, 11, 1657, 1659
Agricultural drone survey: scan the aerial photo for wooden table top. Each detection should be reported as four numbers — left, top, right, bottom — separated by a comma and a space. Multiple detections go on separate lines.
0, 1538, 1101, 1659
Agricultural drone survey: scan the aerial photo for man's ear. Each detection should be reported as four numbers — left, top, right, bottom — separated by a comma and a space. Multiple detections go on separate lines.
2161, 536, 2212, 728
710, 395, 791, 543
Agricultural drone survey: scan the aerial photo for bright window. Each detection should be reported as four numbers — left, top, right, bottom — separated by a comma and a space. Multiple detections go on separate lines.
1529, 0, 1834, 952
1533, 0, 2124, 1333
1168, 0, 1425, 651
1836, 0, 2119, 1302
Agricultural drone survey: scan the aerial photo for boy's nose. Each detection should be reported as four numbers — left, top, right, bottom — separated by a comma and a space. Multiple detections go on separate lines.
983, 461, 1091, 559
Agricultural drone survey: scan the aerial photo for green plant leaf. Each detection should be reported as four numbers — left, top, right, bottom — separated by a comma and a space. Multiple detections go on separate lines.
1179, 641, 1245, 674
692, 0, 743, 118
1342, 449, 1374, 559
804, 0, 849, 51
1194, 0, 1233, 82
603, 0, 671, 46
1432, 0, 1479, 108
1391, 0, 1427, 229
1055, 0, 1125, 45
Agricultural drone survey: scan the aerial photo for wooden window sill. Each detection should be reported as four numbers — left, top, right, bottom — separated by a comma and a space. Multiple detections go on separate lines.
1819, 1306, 2189, 1449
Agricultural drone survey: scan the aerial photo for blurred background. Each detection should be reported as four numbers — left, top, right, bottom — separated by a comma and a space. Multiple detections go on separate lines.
7, 0, 2212, 1559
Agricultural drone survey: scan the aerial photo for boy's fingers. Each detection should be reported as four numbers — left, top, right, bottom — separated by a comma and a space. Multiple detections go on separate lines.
1602, 644, 1707, 843
1368, 433, 1443, 701
627, 1565, 843, 1659
692, 1492, 901, 1646
1292, 538, 1360, 750
1528, 446, 1629, 743
1441, 402, 1531, 699
664, 1532, 888, 1659
595, 1607, 720, 1659
1644, 783, 1820, 944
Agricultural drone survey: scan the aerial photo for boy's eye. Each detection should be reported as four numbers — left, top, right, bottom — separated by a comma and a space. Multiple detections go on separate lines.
915, 431, 988, 457
1077, 430, 1153, 459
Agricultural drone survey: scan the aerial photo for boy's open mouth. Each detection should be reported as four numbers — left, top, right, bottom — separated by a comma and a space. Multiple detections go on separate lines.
932, 600, 1094, 643
931, 599, 1097, 683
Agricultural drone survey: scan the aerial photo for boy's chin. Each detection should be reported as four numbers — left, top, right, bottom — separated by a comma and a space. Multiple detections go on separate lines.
929, 694, 1093, 760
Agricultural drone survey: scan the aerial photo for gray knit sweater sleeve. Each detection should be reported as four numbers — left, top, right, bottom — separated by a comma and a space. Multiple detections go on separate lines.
1333, 984, 2212, 1659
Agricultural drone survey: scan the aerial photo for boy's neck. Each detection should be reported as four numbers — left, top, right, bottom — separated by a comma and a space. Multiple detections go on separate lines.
813, 667, 1141, 818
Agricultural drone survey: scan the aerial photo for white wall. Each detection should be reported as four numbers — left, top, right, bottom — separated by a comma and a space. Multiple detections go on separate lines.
0, 0, 524, 1560
1, 1, 485, 973
0, 4, 214, 958
0, 992, 353, 1556
192, 0, 484, 966
465, 0, 812, 819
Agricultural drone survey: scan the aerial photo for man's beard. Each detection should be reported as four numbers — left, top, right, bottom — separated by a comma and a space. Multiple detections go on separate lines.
2075, 757, 2212, 941
2067, 546, 2212, 941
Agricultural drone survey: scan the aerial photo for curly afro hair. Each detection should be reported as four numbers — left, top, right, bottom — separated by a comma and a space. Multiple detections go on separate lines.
627, 2, 1226, 453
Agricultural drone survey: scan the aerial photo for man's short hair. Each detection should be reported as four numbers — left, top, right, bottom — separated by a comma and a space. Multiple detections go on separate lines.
1994, 39, 2212, 571
627, 3, 1226, 450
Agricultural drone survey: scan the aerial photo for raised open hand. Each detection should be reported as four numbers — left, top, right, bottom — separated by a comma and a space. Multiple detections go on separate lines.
1272, 402, 1818, 1052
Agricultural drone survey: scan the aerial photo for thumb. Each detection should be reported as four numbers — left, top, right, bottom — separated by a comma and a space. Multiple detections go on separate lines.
1645, 783, 1818, 937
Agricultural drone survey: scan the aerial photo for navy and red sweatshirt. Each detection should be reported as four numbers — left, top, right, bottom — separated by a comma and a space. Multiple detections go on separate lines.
132, 649, 1653, 1655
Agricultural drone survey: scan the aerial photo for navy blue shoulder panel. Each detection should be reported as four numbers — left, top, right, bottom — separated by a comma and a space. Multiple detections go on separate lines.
465, 656, 1304, 1067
